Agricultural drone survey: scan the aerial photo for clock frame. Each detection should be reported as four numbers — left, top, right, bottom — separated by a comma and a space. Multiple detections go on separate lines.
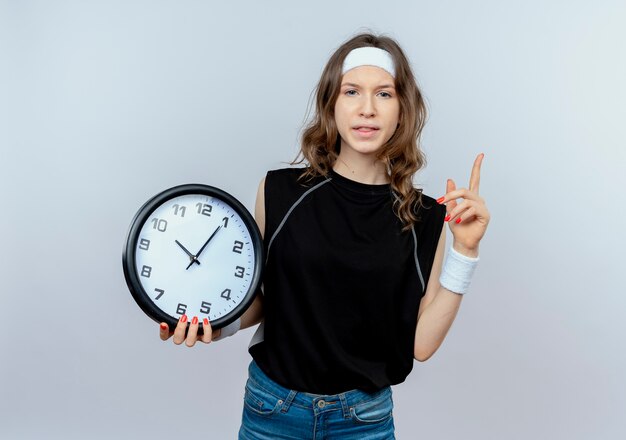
122, 184, 264, 332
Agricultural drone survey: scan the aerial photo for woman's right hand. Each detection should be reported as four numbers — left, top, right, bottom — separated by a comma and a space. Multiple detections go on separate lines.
159, 315, 222, 347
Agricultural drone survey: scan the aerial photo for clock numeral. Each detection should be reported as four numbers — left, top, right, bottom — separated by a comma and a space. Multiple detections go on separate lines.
221, 289, 232, 300
139, 238, 150, 251
200, 301, 212, 314
141, 265, 152, 278
151, 218, 168, 232
232, 240, 243, 254
172, 204, 186, 217
177, 303, 187, 315
155, 288, 165, 300
234, 266, 245, 278
196, 203, 212, 217
221, 216, 229, 228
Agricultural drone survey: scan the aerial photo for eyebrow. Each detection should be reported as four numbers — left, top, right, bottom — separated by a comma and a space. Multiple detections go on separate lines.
341, 82, 396, 90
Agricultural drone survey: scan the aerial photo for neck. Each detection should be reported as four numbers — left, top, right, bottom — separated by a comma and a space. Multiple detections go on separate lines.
333, 152, 389, 185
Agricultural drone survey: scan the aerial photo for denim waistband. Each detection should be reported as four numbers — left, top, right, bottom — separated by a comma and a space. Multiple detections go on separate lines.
247, 359, 392, 414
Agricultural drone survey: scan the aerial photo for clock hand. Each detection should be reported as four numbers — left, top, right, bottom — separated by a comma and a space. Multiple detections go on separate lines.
175, 240, 200, 266
186, 225, 222, 270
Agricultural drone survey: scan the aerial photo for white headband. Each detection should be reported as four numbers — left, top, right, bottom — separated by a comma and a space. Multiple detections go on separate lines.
342, 47, 396, 78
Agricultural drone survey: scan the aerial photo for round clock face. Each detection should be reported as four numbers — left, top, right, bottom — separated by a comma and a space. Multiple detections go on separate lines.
122, 184, 263, 331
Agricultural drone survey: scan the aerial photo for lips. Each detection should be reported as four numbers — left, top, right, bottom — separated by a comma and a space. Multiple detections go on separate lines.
353, 125, 379, 131
352, 125, 380, 139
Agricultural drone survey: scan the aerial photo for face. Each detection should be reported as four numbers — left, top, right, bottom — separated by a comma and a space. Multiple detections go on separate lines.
334, 65, 400, 158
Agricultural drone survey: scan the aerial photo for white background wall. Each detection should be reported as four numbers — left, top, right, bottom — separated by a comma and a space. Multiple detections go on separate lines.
1, 1, 624, 438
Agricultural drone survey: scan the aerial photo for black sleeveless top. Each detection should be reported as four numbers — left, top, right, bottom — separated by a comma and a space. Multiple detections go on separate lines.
249, 168, 446, 394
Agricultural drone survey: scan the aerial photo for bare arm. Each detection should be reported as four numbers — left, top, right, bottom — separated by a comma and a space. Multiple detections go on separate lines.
413, 226, 473, 361
414, 154, 488, 361
239, 177, 266, 330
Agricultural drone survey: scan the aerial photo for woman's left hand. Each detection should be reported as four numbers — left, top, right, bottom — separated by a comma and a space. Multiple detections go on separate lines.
437, 153, 490, 256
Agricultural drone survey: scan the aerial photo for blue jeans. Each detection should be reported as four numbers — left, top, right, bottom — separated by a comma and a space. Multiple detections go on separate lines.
239, 360, 395, 439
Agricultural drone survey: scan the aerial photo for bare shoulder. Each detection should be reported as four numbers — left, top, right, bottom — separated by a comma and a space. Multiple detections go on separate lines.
255, 177, 266, 238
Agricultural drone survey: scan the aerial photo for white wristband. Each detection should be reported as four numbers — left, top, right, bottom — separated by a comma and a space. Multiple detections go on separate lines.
213, 317, 241, 341
439, 246, 480, 295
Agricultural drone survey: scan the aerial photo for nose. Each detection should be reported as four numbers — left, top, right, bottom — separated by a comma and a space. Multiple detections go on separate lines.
359, 95, 376, 117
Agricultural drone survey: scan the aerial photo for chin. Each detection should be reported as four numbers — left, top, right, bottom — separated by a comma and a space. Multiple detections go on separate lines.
346, 142, 385, 156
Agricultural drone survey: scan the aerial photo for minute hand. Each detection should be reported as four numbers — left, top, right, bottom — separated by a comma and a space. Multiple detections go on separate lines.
187, 225, 222, 270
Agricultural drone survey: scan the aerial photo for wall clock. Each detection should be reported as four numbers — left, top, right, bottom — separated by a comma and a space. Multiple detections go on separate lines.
122, 184, 263, 333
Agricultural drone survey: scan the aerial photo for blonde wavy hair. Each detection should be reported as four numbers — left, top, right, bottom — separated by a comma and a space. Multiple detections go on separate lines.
293, 32, 429, 230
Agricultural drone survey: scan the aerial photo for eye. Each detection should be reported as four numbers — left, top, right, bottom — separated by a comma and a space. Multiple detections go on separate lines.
378, 91, 393, 98
345, 89, 358, 96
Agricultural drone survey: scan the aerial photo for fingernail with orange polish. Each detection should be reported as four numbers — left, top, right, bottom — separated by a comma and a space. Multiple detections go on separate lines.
192, 316, 198, 325
203, 318, 209, 326
437, 197, 445, 204
455, 218, 462, 224
160, 323, 168, 331
180, 314, 188, 323
444, 215, 451, 222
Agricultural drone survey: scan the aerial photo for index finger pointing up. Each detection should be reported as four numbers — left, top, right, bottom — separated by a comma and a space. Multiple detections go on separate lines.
469, 153, 484, 194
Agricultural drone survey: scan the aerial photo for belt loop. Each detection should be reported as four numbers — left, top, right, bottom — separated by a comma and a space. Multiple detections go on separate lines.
339, 392, 350, 419
281, 390, 297, 413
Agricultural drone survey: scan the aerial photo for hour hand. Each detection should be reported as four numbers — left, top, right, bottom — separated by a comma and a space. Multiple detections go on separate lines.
175, 240, 200, 268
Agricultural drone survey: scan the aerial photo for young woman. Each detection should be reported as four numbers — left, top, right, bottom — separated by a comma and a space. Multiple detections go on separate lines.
159, 32, 490, 439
